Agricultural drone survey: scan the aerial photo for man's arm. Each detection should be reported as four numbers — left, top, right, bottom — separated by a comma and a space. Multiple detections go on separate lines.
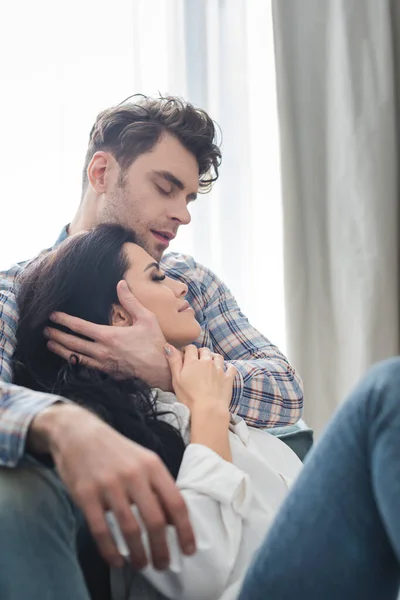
0, 267, 65, 466
165, 256, 304, 428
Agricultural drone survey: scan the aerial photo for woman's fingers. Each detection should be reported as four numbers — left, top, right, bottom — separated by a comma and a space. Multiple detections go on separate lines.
226, 364, 237, 381
199, 347, 212, 361
183, 344, 199, 362
213, 354, 225, 370
164, 344, 183, 380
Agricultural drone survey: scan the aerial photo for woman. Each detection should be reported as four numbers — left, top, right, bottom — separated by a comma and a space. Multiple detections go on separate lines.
13, 224, 302, 600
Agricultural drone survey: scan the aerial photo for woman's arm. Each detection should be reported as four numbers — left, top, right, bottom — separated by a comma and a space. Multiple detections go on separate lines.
109, 346, 247, 599
167, 344, 235, 461
190, 404, 231, 461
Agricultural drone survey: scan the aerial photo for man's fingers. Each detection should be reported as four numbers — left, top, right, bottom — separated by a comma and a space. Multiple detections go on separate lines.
116, 280, 150, 321
44, 327, 96, 358
128, 485, 171, 570
46, 340, 110, 372
151, 466, 196, 557
46, 339, 87, 363
49, 312, 107, 342
105, 488, 149, 570
83, 499, 125, 569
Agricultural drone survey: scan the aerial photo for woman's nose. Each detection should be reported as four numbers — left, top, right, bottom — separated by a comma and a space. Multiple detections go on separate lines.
177, 281, 188, 298
166, 276, 188, 298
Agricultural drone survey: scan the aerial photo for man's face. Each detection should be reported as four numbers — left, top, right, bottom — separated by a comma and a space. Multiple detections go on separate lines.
98, 133, 199, 261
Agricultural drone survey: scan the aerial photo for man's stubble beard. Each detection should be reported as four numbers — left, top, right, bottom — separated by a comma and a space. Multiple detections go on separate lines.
101, 183, 166, 261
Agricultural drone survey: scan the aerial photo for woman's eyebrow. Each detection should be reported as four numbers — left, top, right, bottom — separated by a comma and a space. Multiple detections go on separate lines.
144, 261, 160, 272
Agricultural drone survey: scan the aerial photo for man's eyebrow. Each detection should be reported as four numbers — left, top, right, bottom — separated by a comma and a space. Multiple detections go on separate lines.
154, 170, 197, 201
144, 261, 160, 272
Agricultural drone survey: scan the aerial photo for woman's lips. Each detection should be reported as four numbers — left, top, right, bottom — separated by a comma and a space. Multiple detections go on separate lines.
178, 301, 193, 312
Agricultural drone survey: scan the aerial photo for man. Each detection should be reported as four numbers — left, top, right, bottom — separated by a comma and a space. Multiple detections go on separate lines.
0, 95, 303, 599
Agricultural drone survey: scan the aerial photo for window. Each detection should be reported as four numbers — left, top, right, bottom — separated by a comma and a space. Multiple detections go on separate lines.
0, 0, 286, 351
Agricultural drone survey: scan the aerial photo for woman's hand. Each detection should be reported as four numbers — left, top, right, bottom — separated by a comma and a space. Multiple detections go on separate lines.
165, 344, 236, 414
166, 344, 236, 461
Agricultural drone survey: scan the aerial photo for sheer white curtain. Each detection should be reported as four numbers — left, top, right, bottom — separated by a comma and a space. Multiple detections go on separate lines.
1, 0, 286, 352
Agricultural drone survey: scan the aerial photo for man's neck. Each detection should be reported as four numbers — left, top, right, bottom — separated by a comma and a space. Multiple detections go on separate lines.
69, 196, 98, 235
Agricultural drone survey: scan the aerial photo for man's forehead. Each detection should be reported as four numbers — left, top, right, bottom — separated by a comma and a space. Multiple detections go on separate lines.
134, 133, 199, 187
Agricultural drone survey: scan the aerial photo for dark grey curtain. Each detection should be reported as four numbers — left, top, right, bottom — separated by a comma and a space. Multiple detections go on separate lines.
272, 0, 400, 434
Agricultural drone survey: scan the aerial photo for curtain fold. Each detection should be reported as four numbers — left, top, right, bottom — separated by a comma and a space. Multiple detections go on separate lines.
272, 0, 400, 434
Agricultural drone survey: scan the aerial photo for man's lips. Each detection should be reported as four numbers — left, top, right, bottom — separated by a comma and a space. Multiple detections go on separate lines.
151, 230, 176, 245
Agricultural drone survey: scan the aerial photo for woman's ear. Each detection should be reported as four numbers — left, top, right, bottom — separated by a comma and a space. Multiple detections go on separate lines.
110, 304, 133, 327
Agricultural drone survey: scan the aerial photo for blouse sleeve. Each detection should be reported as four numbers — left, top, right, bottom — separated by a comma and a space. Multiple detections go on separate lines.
107, 443, 252, 600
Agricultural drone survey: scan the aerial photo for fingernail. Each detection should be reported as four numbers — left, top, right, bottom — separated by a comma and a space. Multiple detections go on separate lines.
49, 313, 57, 322
47, 341, 55, 351
185, 543, 196, 555
43, 328, 49, 338
164, 344, 172, 356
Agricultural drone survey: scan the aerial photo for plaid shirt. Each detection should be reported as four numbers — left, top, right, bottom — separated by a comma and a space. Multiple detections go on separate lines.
0, 228, 303, 467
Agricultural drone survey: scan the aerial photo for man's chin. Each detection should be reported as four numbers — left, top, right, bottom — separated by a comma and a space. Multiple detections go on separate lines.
151, 245, 165, 261
138, 236, 165, 261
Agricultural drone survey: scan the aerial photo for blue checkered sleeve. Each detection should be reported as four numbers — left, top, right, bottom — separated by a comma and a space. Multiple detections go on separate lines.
0, 265, 65, 467
163, 253, 304, 427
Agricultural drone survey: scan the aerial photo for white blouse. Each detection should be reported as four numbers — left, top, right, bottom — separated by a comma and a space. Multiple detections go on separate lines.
109, 390, 303, 600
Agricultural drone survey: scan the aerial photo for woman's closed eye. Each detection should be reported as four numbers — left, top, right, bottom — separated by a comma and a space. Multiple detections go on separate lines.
152, 273, 166, 282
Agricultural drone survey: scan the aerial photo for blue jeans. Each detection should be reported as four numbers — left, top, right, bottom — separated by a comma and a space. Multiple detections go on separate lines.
239, 357, 400, 600
0, 455, 109, 599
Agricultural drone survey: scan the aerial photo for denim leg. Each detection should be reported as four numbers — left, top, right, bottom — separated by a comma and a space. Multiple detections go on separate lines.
0, 456, 91, 600
239, 357, 400, 600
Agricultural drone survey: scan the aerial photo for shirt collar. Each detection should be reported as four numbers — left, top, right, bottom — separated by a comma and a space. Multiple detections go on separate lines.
53, 225, 69, 249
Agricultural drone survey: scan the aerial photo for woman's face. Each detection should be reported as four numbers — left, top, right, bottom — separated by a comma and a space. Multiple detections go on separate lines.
117, 242, 201, 347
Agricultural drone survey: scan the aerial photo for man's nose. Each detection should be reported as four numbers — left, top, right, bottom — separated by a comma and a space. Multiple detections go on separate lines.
169, 198, 191, 225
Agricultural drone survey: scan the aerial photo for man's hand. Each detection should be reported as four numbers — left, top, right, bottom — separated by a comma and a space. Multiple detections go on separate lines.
44, 280, 173, 390
29, 403, 196, 569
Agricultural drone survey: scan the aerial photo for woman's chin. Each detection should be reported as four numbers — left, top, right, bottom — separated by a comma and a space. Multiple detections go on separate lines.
168, 323, 202, 349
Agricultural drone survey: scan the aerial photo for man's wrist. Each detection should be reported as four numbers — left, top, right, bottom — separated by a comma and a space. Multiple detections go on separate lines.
27, 402, 87, 455
135, 350, 175, 391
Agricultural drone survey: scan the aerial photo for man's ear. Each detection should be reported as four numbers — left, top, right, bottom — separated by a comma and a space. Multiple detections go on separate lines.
87, 151, 117, 194
110, 304, 133, 327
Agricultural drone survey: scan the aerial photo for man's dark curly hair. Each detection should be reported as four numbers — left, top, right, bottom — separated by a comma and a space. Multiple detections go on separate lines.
81, 94, 221, 197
